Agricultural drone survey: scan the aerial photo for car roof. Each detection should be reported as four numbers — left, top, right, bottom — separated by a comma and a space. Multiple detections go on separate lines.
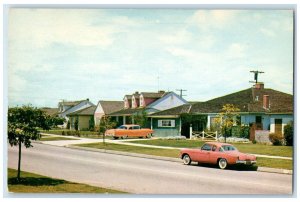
204, 142, 232, 147
122, 124, 140, 127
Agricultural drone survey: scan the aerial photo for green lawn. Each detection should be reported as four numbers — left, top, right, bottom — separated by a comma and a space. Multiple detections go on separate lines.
7, 168, 126, 193
76, 142, 293, 170
40, 130, 111, 139
77, 142, 180, 158
129, 139, 293, 157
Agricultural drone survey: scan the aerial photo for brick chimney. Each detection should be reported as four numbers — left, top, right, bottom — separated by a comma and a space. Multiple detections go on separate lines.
263, 95, 270, 109
254, 82, 264, 89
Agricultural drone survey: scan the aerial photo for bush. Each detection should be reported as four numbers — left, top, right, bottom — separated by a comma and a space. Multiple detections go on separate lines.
284, 122, 293, 146
75, 130, 80, 137
269, 133, 284, 146
66, 120, 70, 129
62, 131, 65, 136
66, 131, 71, 136
252, 139, 257, 144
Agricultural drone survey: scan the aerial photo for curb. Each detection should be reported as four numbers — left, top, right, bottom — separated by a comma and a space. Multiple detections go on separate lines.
67, 145, 292, 175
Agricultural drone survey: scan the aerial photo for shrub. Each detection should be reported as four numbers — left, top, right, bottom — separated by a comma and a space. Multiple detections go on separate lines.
284, 122, 293, 146
252, 139, 257, 144
75, 130, 80, 137
66, 131, 71, 136
62, 131, 65, 136
269, 133, 284, 146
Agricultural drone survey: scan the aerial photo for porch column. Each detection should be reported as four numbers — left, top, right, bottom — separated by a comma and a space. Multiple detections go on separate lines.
207, 115, 211, 129
151, 118, 153, 130
123, 116, 126, 125
179, 118, 182, 133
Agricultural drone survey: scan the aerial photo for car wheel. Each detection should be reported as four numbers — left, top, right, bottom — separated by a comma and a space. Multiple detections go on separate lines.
113, 136, 119, 140
182, 154, 191, 165
218, 158, 228, 169
146, 134, 151, 138
121, 135, 128, 139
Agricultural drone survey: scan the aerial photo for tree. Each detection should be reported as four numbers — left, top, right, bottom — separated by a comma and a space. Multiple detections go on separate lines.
45, 115, 65, 128
99, 116, 117, 144
215, 104, 240, 143
284, 121, 293, 146
132, 110, 148, 127
74, 117, 79, 131
8, 105, 50, 181
89, 116, 95, 131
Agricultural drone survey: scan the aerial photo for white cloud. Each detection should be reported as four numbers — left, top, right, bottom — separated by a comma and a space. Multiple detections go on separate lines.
260, 28, 276, 37
159, 30, 192, 45
227, 43, 248, 58
9, 9, 116, 48
190, 10, 238, 30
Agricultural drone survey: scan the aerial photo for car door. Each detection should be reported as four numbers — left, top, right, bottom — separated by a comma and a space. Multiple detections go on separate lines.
195, 144, 211, 163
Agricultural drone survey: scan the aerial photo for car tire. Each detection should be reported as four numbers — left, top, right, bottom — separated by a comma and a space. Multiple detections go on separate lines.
121, 135, 128, 139
182, 154, 191, 165
146, 134, 151, 138
218, 158, 228, 169
113, 136, 119, 140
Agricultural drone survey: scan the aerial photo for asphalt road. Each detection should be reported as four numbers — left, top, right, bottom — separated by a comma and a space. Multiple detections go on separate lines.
7, 143, 293, 195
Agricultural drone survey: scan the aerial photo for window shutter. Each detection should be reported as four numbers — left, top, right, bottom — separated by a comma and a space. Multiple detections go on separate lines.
171, 120, 175, 127
158, 120, 162, 127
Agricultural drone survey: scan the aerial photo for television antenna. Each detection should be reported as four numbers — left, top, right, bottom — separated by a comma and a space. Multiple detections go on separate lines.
249, 70, 264, 83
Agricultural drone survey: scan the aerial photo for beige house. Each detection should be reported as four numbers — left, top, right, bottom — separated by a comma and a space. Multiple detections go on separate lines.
67, 106, 97, 131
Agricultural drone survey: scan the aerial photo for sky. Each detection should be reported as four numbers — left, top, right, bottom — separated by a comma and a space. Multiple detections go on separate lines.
7, 8, 294, 108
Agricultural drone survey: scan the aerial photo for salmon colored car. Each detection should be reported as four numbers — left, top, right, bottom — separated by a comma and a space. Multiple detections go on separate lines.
105, 124, 154, 139
180, 142, 257, 169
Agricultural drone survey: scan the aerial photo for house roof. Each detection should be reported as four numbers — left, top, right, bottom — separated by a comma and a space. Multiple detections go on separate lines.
150, 86, 293, 116
109, 108, 144, 116
58, 100, 83, 106
67, 106, 97, 116
140, 91, 166, 98
98, 100, 123, 114
124, 95, 132, 100
40, 107, 59, 116
190, 87, 293, 114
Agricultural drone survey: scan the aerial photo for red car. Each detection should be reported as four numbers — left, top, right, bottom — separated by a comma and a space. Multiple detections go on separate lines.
180, 142, 256, 169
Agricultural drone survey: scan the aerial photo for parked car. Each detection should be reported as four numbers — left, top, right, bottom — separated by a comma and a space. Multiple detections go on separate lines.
180, 142, 256, 169
105, 124, 154, 139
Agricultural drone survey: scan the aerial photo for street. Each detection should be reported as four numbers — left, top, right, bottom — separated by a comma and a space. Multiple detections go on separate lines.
7, 143, 293, 194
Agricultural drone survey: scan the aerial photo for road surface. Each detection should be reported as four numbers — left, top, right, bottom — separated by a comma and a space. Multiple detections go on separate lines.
7, 143, 293, 194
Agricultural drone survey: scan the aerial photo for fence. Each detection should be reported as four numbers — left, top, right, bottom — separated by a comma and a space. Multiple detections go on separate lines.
190, 126, 218, 140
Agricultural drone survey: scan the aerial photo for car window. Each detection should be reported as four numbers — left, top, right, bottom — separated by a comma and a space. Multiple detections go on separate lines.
212, 145, 217, 152
220, 145, 237, 152
133, 126, 140, 130
128, 126, 133, 130
201, 144, 212, 151
117, 125, 127, 129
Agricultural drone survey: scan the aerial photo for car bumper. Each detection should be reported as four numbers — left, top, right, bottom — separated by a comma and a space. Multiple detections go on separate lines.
236, 160, 257, 165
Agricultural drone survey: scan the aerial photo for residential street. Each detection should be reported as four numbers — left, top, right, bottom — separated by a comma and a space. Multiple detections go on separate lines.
8, 143, 292, 195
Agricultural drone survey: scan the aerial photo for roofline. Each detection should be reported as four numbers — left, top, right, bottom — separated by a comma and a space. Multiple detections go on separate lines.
148, 115, 179, 118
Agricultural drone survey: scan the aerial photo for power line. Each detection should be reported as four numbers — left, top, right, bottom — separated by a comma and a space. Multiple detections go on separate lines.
176, 89, 187, 98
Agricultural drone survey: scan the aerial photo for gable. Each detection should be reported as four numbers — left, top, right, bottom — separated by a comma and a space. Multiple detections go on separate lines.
146, 92, 188, 111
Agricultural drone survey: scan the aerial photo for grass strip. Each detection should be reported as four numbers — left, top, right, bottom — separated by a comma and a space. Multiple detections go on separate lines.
128, 139, 293, 157
7, 168, 126, 193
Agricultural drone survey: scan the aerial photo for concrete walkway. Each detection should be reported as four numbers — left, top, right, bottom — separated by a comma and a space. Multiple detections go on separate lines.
40, 133, 292, 160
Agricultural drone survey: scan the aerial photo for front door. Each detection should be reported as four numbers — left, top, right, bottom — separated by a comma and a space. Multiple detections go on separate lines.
256, 116, 263, 130
275, 119, 283, 134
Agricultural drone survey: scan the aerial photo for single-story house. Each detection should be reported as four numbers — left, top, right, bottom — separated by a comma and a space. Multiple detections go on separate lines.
67, 106, 97, 131
58, 99, 95, 128
94, 100, 124, 126
149, 82, 293, 138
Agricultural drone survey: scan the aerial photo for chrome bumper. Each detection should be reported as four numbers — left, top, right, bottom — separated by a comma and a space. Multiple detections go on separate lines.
236, 160, 257, 165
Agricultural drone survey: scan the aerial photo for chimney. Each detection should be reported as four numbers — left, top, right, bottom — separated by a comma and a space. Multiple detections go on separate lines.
263, 95, 270, 109
254, 82, 264, 89
86, 98, 89, 101
158, 90, 165, 93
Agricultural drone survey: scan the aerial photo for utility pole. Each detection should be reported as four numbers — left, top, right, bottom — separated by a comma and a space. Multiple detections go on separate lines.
176, 89, 187, 98
250, 70, 264, 83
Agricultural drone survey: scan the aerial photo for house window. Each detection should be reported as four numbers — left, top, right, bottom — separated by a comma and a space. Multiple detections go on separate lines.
158, 120, 175, 127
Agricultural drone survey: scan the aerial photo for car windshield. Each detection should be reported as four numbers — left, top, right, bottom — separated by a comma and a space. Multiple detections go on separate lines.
220, 145, 237, 152
117, 125, 127, 129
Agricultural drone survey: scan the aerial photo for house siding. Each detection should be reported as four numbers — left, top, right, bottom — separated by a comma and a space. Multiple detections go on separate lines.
152, 118, 181, 137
